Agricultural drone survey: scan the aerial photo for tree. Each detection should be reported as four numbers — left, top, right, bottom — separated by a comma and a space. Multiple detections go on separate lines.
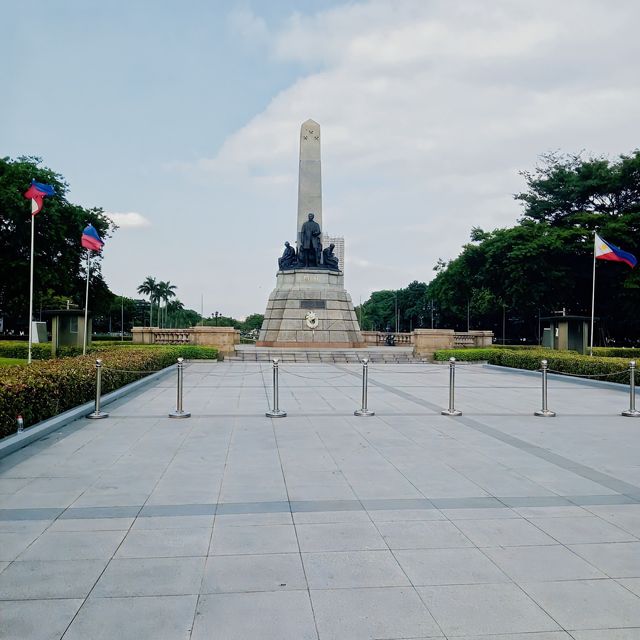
0, 156, 114, 330
155, 280, 177, 328
425, 150, 640, 342
240, 313, 264, 333
137, 276, 158, 327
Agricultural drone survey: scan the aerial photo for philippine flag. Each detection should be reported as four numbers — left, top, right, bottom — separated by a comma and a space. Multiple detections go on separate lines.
595, 233, 637, 268
81, 224, 105, 251
23, 179, 55, 215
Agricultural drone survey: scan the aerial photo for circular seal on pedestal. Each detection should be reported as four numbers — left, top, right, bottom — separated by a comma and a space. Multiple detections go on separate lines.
305, 311, 319, 329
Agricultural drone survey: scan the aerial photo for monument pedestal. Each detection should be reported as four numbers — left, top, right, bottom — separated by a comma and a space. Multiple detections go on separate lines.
257, 269, 365, 348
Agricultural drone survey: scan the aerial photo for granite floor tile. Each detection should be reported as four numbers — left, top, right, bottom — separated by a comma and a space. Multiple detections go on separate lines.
0, 598, 83, 640
618, 577, 640, 597
570, 631, 640, 640
115, 527, 211, 558
92, 556, 206, 597
569, 542, 640, 578
483, 544, 606, 582
310, 586, 442, 639
302, 550, 410, 589
394, 547, 509, 586
295, 521, 386, 552
131, 515, 214, 530
47, 517, 134, 532
62, 594, 197, 640
0, 531, 42, 561
376, 519, 474, 549
365, 508, 445, 522
454, 518, 558, 547
522, 579, 640, 630
201, 553, 306, 593
417, 583, 560, 636
528, 516, 638, 544
18, 530, 127, 561
293, 509, 371, 524
210, 523, 298, 555
0, 559, 107, 600
191, 591, 317, 640
458, 633, 572, 640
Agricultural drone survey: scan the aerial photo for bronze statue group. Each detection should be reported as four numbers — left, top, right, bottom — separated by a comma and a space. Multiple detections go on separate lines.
278, 213, 339, 271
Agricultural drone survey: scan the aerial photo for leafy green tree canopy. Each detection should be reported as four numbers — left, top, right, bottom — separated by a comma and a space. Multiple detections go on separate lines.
0, 156, 115, 329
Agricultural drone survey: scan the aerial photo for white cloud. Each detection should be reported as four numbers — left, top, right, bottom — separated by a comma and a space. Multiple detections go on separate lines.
175, 0, 640, 314
106, 212, 151, 228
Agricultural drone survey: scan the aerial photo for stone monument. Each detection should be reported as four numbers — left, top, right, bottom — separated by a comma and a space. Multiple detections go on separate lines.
257, 119, 364, 348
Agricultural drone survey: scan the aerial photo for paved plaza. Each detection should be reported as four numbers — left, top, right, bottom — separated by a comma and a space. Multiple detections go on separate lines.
1, 360, 640, 639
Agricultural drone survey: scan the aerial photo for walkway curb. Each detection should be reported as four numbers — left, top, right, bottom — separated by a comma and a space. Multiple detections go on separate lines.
0, 364, 176, 460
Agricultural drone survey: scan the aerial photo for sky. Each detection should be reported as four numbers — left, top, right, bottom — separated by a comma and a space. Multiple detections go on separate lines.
3, 0, 640, 319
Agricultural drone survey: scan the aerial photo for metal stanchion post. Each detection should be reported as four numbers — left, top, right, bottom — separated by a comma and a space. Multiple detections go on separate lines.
622, 360, 640, 417
266, 358, 287, 418
355, 358, 375, 416
87, 359, 109, 419
534, 359, 556, 417
169, 357, 191, 418
441, 357, 462, 416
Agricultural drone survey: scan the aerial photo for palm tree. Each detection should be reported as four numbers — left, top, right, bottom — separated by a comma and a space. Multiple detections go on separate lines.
156, 281, 177, 328
137, 276, 158, 327
166, 299, 185, 327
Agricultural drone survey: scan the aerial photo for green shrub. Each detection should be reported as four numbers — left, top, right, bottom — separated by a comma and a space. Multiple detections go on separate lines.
434, 348, 497, 362
0, 345, 218, 438
592, 347, 640, 358
434, 347, 633, 383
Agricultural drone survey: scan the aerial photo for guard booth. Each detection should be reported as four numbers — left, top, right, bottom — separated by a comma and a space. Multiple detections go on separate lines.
541, 315, 591, 354
44, 310, 91, 356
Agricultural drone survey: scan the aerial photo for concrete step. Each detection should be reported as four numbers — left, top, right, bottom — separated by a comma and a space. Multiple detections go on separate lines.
226, 348, 427, 364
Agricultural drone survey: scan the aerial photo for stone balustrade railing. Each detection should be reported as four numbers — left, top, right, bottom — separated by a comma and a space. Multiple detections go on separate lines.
132, 326, 240, 355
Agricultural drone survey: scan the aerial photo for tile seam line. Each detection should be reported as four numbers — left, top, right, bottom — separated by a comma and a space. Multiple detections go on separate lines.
339, 366, 640, 499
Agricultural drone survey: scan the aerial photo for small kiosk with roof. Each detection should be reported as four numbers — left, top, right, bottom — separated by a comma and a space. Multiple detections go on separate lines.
541, 314, 591, 355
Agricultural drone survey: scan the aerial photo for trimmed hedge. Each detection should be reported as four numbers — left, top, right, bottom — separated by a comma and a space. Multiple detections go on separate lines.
0, 345, 218, 438
0, 341, 219, 361
0, 342, 81, 360
592, 347, 640, 358
434, 347, 634, 384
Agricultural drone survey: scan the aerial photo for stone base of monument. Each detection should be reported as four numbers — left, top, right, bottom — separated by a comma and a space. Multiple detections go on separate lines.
257, 269, 365, 348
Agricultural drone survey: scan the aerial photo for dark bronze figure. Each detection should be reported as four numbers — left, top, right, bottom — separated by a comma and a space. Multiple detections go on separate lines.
322, 243, 339, 270
278, 241, 296, 270
300, 213, 322, 267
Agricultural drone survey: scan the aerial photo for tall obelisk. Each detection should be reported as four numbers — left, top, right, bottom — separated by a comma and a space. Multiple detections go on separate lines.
257, 119, 364, 348
297, 119, 322, 247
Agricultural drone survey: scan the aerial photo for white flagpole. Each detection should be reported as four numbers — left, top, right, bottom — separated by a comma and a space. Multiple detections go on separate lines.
589, 232, 597, 356
27, 211, 36, 364
83, 250, 91, 355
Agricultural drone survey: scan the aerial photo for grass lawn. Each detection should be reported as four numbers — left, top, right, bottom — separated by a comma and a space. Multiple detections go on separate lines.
0, 357, 26, 367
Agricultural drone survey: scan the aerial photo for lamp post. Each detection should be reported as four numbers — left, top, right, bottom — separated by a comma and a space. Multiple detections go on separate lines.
215, 311, 219, 326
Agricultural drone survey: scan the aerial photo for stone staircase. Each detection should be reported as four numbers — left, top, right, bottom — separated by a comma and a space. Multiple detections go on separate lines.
227, 346, 427, 364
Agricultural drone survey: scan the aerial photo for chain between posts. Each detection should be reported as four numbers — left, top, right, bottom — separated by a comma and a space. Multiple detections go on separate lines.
87, 359, 109, 419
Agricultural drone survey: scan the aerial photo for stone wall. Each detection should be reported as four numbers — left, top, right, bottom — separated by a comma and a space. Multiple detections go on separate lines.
131, 326, 239, 355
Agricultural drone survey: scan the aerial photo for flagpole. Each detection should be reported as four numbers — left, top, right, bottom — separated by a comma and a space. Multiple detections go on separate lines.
589, 232, 596, 357
83, 250, 90, 356
27, 214, 35, 364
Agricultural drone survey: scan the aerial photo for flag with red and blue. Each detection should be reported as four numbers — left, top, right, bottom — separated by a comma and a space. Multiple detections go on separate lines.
81, 224, 105, 251
23, 179, 55, 215
595, 233, 637, 268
